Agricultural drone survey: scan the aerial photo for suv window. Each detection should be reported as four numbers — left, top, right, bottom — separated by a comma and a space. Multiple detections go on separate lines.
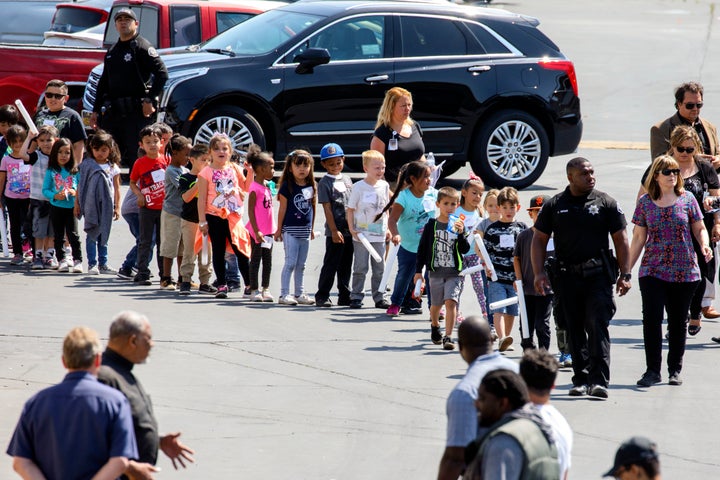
400, 16, 467, 57
464, 22, 511, 55
171, 6, 200, 47
285, 15, 385, 62
216, 11, 254, 34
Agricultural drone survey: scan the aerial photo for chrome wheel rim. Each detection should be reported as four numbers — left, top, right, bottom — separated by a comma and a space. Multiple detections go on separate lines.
194, 115, 254, 152
486, 120, 541, 181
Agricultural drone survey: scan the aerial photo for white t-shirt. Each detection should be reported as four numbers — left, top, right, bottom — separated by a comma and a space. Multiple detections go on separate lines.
347, 179, 389, 242
536, 403, 573, 479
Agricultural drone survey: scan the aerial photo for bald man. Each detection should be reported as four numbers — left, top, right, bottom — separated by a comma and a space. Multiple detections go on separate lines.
437, 316, 518, 480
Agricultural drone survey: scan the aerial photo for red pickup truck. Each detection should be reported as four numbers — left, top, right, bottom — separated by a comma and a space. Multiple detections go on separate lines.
0, 0, 283, 112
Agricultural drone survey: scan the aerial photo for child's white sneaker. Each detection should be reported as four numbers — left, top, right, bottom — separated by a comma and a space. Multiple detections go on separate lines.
58, 258, 70, 272
87, 265, 100, 275
72, 260, 84, 274
251, 290, 263, 302
261, 289, 274, 302
295, 294, 315, 305
279, 295, 298, 305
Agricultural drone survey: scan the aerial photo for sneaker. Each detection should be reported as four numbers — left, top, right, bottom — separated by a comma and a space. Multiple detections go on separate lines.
490, 326, 499, 342
10, 254, 24, 265
337, 297, 351, 307
589, 385, 608, 399
133, 274, 152, 286
44, 256, 58, 270
243, 286, 253, 298
505, 345, 515, 351
116, 267, 134, 280
198, 284, 218, 295
386, 304, 400, 316
87, 265, 100, 275
251, 290, 264, 302
295, 294, 315, 305
636, 370, 661, 387
559, 353, 573, 368
226, 282, 241, 292
31, 257, 44, 270
316, 298, 332, 308
57, 258, 70, 272
72, 260, 84, 273
401, 306, 422, 315
215, 285, 228, 299
98, 265, 117, 274
669, 373, 683, 386
279, 294, 298, 305
23, 250, 34, 263
349, 299, 363, 309
190, 281, 200, 289
160, 278, 177, 290
569, 384, 588, 397
442, 335, 455, 350
179, 282, 191, 295
375, 299, 391, 309
431, 325, 442, 345
261, 289, 274, 302
499, 336, 513, 352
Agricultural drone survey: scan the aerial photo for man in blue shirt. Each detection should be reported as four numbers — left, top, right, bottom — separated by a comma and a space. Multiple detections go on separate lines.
7, 326, 138, 479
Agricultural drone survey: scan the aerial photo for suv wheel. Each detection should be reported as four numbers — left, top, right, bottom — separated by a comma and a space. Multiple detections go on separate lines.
192, 106, 266, 152
472, 109, 549, 189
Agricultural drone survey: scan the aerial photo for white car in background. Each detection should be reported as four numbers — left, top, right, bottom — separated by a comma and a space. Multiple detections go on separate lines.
42, 23, 105, 48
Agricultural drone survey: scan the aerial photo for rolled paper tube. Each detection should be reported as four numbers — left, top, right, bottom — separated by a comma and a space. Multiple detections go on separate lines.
515, 280, 530, 341
200, 234, 209, 265
474, 234, 498, 282
357, 232, 382, 262
313, 231, 323, 238
0, 207, 8, 257
378, 242, 399, 292
489, 297, 518, 311
414, 278, 423, 298
14, 99, 38, 136
459, 264, 484, 276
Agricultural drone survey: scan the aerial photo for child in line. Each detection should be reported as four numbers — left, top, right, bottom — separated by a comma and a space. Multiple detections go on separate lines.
0, 104, 19, 157
246, 144, 276, 302
178, 144, 216, 295
347, 149, 390, 309
382, 160, 436, 316
479, 189, 500, 338
42, 138, 82, 273
315, 143, 354, 308
197, 133, 253, 299
482, 186, 527, 352
274, 149, 316, 306
20, 125, 59, 269
456, 176, 488, 323
0, 125, 31, 265
129, 125, 168, 286
159, 134, 192, 290
414, 187, 470, 350
76, 130, 121, 274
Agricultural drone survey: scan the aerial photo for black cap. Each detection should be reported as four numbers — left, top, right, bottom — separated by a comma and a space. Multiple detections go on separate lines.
603, 437, 658, 477
114, 8, 137, 22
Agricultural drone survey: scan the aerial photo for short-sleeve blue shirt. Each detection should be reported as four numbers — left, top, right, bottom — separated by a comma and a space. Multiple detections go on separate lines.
396, 187, 437, 253
7, 371, 138, 479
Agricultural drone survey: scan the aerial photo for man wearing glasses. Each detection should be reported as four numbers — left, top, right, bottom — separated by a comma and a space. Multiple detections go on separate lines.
34, 79, 87, 162
650, 81, 720, 166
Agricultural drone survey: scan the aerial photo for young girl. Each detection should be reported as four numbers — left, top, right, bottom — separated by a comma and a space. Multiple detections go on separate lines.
42, 138, 82, 273
0, 125, 30, 265
456, 176, 488, 323
246, 144, 276, 302
76, 130, 121, 274
274, 149, 316, 305
197, 134, 253, 299
380, 160, 436, 316
478, 189, 500, 336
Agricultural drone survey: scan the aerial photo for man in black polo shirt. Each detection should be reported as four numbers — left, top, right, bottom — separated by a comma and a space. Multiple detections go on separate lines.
530, 157, 631, 399
98, 311, 195, 479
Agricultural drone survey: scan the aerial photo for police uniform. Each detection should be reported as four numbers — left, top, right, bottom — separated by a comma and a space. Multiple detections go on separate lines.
94, 33, 168, 168
534, 186, 627, 389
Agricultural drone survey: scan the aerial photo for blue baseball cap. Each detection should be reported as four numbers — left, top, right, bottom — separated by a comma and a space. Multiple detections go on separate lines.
320, 143, 344, 161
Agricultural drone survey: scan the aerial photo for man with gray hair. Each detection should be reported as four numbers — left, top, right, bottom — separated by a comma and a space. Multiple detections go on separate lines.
7, 326, 137, 479
99, 311, 195, 480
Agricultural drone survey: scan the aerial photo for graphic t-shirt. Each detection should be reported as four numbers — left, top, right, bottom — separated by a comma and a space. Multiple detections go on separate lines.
198, 164, 246, 218
0, 155, 31, 199
42, 167, 78, 209
456, 205, 481, 256
430, 220, 460, 274
279, 179, 314, 239
246, 181, 276, 242
396, 187, 437, 253
130, 155, 167, 210
179, 172, 199, 223
483, 220, 527, 284
34, 107, 87, 144
347, 179, 389, 243
317, 173, 352, 236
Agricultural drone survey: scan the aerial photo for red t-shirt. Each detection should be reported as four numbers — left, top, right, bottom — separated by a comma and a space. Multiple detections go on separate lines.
130, 155, 168, 210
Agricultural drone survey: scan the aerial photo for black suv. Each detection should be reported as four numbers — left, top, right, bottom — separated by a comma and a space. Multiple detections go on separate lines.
85, 0, 581, 188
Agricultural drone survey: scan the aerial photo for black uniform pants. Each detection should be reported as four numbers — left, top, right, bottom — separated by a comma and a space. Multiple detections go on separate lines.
315, 232, 353, 303
99, 109, 152, 169
555, 271, 615, 388
520, 294, 553, 350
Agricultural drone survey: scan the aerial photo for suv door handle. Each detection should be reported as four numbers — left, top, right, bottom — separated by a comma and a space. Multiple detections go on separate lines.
468, 66, 491, 73
365, 74, 389, 84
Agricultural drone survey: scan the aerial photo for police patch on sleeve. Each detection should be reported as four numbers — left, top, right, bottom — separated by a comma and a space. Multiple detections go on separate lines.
148, 47, 158, 58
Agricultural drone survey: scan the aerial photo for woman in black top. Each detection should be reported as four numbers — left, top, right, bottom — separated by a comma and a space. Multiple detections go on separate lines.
370, 87, 425, 181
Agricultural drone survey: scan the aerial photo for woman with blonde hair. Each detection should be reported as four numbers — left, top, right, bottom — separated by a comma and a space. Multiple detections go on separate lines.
630, 154, 712, 387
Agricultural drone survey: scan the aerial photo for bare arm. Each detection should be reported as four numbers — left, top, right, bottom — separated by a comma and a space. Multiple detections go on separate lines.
91, 457, 128, 480
691, 219, 713, 261
437, 446, 465, 480
129, 179, 145, 207
322, 202, 343, 243
311, 195, 317, 239
627, 225, 647, 271
112, 174, 121, 220
248, 190, 261, 240
181, 183, 199, 203
274, 194, 287, 242
611, 228, 631, 296
19, 134, 35, 163
12, 457, 46, 480
388, 203, 404, 245
197, 175, 209, 235
531, 228, 551, 295
346, 207, 357, 240
159, 432, 195, 469
370, 136, 386, 155
72, 140, 84, 166
513, 255, 522, 281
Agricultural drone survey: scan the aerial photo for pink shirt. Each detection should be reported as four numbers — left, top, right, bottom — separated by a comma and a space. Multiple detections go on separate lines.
0, 155, 31, 199
246, 180, 276, 241
198, 163, 246, 218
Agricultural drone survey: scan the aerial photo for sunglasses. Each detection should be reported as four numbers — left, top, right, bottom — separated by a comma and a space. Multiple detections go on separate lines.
660, 168, 681, 176
675, 146, 695, 154
45, 92, 65, 100
683, 102, 703, 109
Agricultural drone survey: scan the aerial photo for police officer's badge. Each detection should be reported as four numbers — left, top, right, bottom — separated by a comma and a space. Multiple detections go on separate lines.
588, 205, 599, 215
148, 47, 158, 58
124, 52, 132, 62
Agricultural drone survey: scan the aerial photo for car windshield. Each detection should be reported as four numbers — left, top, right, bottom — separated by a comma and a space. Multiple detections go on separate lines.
202, 9, 325, 55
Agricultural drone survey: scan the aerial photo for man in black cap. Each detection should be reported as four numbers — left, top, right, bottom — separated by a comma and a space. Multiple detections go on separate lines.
90, 7, 168, 169
603, 436, 661, 479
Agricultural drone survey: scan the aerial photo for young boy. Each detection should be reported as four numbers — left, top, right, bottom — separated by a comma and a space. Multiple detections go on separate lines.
347, 150, 390, 309
483, 186, 527, 352
513, 195, 552, 351
414, 186, 470, 350
34, 80, 87, 162
178, 144, 217, 295
129, 125, 167, 285
0, 125, 31, 265
315, 143, 354, 307
20, 125, 59, 269
158, 138, 189, 290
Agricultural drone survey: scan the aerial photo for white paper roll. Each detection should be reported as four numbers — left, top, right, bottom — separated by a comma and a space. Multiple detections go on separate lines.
459, 264, 484, 276
489, 297, 518, 311
200, 234, 209, 265
515, 280, 530, 341
357, 233, 382, 263
378, 243, 399, 292
0, 207, 8, 257
14, 99, 38, 136
413, 278, 423, 297
474, 234, 498, 282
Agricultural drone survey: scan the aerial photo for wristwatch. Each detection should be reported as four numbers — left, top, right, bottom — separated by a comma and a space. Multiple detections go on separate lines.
620, 273, 631, 281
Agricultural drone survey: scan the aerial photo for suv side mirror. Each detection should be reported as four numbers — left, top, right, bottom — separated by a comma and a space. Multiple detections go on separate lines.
294, 48, 330, 74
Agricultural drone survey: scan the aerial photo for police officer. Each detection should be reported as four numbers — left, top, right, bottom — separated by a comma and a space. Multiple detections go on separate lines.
530, 157, 631, 399
90, 8, 168, 169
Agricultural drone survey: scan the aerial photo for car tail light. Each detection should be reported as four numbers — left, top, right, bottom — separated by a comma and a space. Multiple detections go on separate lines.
539, 59, 578, 96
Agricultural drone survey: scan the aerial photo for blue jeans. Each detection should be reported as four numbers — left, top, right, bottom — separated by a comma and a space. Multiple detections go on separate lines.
280, 233, 309, 297
225, 252, 241, 287
121, 212, 154, 271
488, 281, 519, 316
86, 233, 108, 267
390, 246, 417, 306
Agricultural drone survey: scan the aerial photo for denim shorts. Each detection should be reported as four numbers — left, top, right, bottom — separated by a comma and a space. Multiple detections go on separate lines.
487, 281, 518, 315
